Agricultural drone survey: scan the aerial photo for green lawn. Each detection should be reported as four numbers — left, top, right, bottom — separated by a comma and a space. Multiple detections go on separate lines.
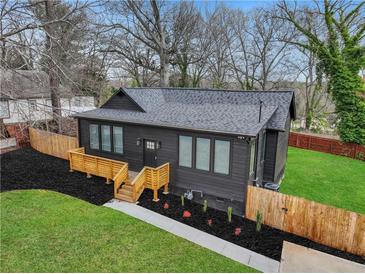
281, 147, 365, 214
0, 190, 256, 273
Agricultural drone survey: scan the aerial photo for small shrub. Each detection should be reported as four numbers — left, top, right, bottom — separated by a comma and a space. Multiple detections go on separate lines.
256, 210, 263, 232
181, 195, 185, 207
203, 200, 208, 213
207, 219, 213, 226
227, 206, 233, 223
163, 202, 169, 209
355, 152, 364, 160
234, 227, 241, 236
183, 210, 191, 218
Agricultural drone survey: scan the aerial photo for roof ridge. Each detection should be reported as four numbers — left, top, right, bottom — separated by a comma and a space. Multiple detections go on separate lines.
123, 86, 295, 93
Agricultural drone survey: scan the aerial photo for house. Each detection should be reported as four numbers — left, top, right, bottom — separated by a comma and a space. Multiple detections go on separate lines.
0, 70, 96, 125
73, 87, 295, 215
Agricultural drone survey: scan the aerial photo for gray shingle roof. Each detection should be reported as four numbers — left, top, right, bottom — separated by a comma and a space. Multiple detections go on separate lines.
74, 87, 294, 136
0, 69, 71, 99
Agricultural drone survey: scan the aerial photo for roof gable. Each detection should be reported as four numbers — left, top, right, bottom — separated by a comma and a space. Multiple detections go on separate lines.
101, 89, 144, 112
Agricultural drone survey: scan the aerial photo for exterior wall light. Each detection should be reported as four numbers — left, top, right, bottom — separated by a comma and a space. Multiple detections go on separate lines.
136, 138, 141, 146
156, 141, 161, 149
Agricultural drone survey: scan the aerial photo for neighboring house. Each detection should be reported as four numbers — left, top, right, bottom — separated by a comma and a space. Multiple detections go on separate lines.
74, 87, 295, 215
0, 70, 95, 125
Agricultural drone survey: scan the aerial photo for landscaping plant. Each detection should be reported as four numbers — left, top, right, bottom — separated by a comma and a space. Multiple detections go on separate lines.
227, 206, 233, 223
234, 227, 241, 236
163, 202, 169, 209
207, 219, 212, 226
181, 195, 185, 207
183, 210, 191, 218
256, 211, 263, 232
203, 200, 208, 213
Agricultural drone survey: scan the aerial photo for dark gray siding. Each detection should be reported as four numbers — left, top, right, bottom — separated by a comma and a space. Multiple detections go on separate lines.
248, 129, 265, 186
79, 118, 251, 215
101, 93, 140, 111
274, 113, 291, 182
263, 130, 277, 182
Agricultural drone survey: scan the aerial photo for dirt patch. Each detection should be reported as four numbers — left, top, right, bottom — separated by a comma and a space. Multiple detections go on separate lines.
138, 189, 365, 264
0, 148, 113, 205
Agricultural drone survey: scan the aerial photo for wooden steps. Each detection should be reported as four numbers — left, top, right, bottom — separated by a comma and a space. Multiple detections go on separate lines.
115, 171, 139, 203
114, 164, 170, 203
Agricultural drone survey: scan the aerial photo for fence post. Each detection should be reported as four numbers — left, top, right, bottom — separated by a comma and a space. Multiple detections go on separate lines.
69, 151, 74, 172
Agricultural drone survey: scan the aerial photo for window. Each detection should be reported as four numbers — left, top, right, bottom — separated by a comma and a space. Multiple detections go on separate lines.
28, 100, 37, 111
196, 138, 210, 171
113, 126, 123, 154
89, 124, 99, 149
73, 97, 82, 107
214, 140, 230, 175
146, 140, 155, 150
0, 100, 10, 118
179, 136, 192, 168
249, 140, 256, 175
261, 132, 266, 162
101, 125, 111, 151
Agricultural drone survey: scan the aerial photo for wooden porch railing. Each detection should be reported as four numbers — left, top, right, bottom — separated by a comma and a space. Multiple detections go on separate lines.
113, 164, 129, 196
68, 148, 128, 185
127, 163, 170, 202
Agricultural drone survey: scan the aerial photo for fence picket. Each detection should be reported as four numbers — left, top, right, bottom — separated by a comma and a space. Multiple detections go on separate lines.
246, 185, 365, 256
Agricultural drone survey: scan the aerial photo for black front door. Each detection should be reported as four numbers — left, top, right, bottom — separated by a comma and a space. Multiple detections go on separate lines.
143, 139, 157, 167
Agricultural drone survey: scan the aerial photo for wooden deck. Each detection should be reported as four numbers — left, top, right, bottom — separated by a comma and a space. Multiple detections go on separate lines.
68, 148, 169, 203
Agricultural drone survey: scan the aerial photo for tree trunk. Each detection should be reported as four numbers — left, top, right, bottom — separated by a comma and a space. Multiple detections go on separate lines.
44, 0, 62, 125
159, 51, 169, 87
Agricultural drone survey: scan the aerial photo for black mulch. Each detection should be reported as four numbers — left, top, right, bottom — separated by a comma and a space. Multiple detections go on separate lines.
0, 147, 113, 205
138, 189, 365, 264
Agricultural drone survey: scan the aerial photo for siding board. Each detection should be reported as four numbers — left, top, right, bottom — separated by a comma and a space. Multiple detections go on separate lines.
263, 130, 277, 182
101, 93, 140, 111
79, 118, 250, 215
274, 113, 291, 182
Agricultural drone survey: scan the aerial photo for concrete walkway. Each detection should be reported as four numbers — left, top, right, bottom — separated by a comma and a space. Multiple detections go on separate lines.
280, 241, 365, 273
104, 200, 280, 273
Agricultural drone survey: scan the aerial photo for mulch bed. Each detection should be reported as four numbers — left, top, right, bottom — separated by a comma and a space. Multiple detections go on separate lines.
138, 189, 365, 264
0, 147, 113, 205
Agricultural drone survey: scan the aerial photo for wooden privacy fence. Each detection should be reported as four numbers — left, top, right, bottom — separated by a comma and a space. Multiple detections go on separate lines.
29, 127, 78, 159
68, 147, 128, 185
289, 132, 365, 160
246, 186, 365, 256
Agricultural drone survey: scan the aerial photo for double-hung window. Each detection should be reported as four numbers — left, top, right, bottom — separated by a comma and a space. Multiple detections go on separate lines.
113, 126, 123, 154
179, 136, 192, 168
214, 140, 230, 175
0, 100, 10, 119
89, 124, 99, 149
101, 125, 111, 152
28, 99, 37, 111
196, 137, 210, 171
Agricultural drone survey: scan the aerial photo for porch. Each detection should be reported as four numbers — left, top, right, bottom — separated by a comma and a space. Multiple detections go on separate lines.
68, 148, 170, 203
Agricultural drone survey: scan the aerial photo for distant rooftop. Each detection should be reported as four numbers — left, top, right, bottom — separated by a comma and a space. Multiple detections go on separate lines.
0, 69, 81, 100
74, 87, 295, 136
